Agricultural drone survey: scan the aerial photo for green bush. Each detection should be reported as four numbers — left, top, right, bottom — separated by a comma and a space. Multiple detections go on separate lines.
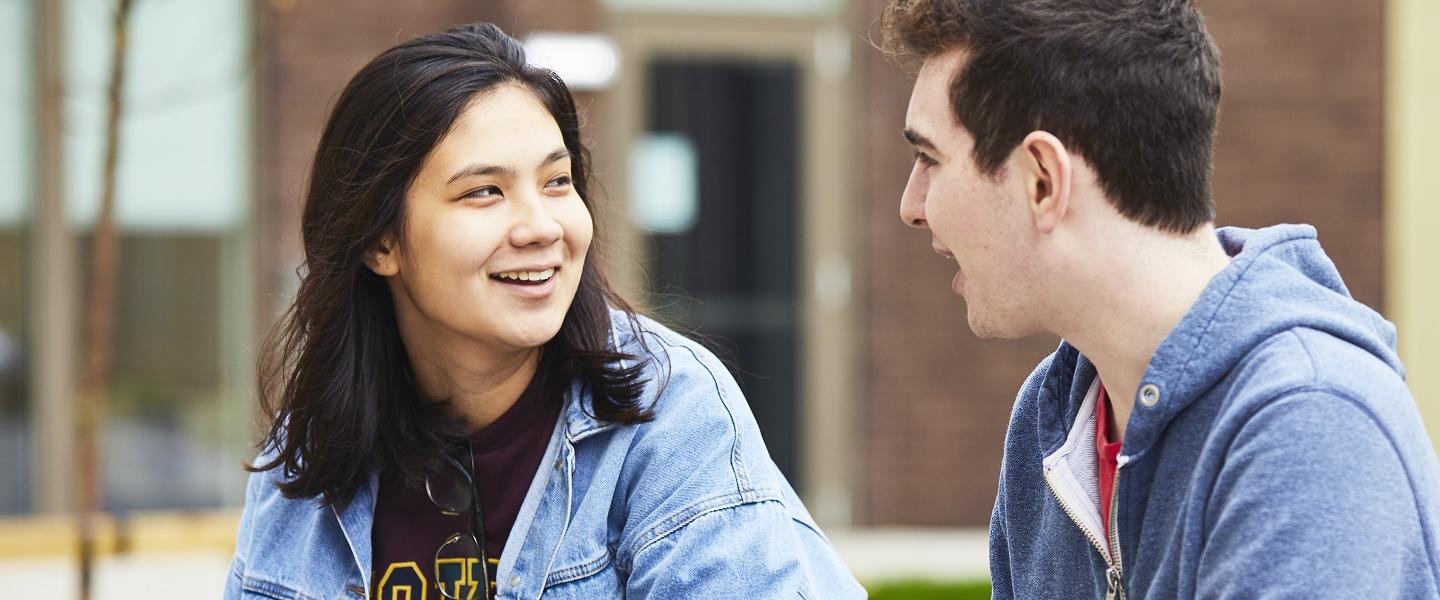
866, 579, 992, 600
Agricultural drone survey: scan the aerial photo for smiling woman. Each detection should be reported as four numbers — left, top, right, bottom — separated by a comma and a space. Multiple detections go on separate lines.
224, 23, 862, 600
364, 85, 599, 429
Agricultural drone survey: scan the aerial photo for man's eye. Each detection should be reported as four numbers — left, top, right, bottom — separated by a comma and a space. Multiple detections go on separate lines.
463, 186, 501, 199
914, 150, 938, 167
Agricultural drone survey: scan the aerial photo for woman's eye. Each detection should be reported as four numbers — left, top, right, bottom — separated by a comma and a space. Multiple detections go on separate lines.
463, 186, 502, 200
545, 174, 573, 189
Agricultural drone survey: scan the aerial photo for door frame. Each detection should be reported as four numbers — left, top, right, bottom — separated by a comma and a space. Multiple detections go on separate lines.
596, 10, 860, 527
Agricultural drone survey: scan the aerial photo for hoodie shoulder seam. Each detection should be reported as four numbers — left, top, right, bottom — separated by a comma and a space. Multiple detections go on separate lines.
1234, 386, 1440, 583
1284, 329, 1321, 383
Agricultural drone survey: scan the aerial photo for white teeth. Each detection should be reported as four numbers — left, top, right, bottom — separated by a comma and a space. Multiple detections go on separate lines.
495, 268, 556, 282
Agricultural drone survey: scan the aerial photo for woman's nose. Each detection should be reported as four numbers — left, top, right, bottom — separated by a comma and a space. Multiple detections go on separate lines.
509, 194, 564, 247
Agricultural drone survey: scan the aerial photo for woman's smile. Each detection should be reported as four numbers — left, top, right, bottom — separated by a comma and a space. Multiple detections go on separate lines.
488, 265, 560, 299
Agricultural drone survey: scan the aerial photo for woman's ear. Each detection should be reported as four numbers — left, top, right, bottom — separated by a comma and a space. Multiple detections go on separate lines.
363, 235, 400, 277
1019, 131, 1072, 234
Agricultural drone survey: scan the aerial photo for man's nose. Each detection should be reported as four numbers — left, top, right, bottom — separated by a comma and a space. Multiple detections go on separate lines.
899, 162, 928, 229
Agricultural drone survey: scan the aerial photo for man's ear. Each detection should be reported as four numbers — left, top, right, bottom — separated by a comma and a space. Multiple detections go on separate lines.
363, 234, 400, 277
1019, 131, 1072, 234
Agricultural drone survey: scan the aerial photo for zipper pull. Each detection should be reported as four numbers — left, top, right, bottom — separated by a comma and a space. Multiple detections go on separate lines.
1105, 565, 1125, 600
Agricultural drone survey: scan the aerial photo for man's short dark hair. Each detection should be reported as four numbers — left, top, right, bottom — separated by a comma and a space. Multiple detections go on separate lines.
883, 0, 1222, 234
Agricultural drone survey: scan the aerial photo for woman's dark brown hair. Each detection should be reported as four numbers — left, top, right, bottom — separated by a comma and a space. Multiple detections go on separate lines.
251, 23, 651, 506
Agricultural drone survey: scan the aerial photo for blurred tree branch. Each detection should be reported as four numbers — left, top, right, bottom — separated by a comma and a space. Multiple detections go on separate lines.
77, 0, 134, 598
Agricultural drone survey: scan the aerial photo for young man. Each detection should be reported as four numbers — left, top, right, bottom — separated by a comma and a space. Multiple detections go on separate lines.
882, 0, 1440, 597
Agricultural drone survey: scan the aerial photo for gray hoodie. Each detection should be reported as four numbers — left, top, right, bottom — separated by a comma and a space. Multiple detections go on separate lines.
989, 224, 1440, 599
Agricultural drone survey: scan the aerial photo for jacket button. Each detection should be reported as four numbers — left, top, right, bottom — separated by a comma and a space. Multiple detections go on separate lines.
511, 575, 522, 586
1139, 384, 1161, 407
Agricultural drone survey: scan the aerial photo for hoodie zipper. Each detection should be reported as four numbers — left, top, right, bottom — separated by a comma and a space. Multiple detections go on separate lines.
1105, 468, 1125, 600
1041, 465, 1126, 600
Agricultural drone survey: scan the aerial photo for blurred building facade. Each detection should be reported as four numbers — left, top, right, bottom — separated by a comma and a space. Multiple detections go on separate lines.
6, 0, 257, 516
3, 0, 1432, 533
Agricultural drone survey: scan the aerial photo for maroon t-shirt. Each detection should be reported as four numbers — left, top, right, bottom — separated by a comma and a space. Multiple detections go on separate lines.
371, 358, 564, 600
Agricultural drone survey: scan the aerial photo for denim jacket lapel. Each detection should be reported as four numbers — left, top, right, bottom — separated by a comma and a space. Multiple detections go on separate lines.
332, 471, 378, 597
495, 392, 573, 600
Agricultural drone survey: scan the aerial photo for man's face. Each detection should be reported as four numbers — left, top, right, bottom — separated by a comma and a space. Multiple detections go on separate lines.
901, 50, 1041, 339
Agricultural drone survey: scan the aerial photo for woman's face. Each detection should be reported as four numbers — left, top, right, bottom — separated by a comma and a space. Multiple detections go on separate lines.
370, 84, 593, 356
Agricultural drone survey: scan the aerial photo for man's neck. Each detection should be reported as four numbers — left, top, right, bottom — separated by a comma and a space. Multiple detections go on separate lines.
1053, 223, 1231, 440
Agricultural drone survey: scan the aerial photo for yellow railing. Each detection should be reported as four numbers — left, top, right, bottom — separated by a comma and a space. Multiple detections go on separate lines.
0, 510, 240, 559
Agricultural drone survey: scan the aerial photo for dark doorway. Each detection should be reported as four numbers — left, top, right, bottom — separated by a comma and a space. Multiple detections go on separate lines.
643, 58, 804, 489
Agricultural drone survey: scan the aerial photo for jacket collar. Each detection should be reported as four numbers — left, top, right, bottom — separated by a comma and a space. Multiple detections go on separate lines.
562, 378, 619, 443
561, 312, 634, 443
331, 470, 378, 597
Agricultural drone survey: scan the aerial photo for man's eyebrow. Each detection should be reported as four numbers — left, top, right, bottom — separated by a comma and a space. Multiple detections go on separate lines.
446, 148, 572, 185
903, 128, 938, 153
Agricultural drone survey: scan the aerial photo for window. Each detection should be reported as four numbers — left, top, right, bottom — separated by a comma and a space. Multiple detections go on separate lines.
0, 0, 35, 515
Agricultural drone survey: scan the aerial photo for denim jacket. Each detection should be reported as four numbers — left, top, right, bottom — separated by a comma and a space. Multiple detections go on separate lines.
226, 313, 866, 599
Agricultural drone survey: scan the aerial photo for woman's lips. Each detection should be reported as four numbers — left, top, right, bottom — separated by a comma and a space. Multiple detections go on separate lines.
490, 267, 559, 299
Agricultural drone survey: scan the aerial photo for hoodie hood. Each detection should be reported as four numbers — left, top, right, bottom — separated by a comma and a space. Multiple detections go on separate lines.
1111, 223, 1403, 457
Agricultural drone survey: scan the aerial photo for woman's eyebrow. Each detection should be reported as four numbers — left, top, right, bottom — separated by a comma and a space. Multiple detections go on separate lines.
539, 148, 571, 168
446, 148, 571, 185
447, 162, 516, 184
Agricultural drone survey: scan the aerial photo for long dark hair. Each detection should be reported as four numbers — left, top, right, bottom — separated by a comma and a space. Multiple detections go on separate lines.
251, 23, 652, 506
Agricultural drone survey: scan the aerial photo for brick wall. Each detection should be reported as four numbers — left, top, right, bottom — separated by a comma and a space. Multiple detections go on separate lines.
1203, 0, 1384, 310
857, 0, 1384, 526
